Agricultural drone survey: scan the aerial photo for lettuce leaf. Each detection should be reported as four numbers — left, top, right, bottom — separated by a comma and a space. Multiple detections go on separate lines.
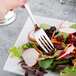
40, 23, 51, 30
38, 54, 54, 69
60, 66, 76, 76
22, 41, 35, 50
70, 24, 76, 29
54, 32, 69, 39
48, 59, 70, 72
54, 50, 63, 56
9, 47, 23, 57
9, 41, 36, 58
54, 32, 69, 42
38, 58, 54, 69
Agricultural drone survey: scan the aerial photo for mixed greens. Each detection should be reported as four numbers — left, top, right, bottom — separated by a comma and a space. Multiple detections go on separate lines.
9, 22, 76, 76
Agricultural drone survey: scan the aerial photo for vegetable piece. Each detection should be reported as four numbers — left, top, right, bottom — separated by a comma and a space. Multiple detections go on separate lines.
56, 35, 64, 42
54, 50, 62, 55
64, 44, 71, 51
55, 59, 69, 65
49, 59, 70, 71
45, 26, 57, 38
75, 47, 76, 50
60, 21, 68, 28
56, 45, 74, 61
19, 60, 24, 64
73, 59, 76, 66
71, 51, 76, 54
70, 24, 76, 29
21, 63, 46, 76
40, 23, 51, 30
60, 66, 76, 76
56, 64, 67, 71
59, 28, 76, 34
55, 50, 65, 57
51, 39, 65, 45
38, 55, 54, 61
64, 54, 74, 59
74, 63, 76, 66
9, 47, 23, 57
28, 30, 36, 42
36, 69, 46, 76
45, 51, 54, 56
54, 32, 69, 42
33, 43, 43, 55
51, 31, 56, 39
9, 41, 37, 58
38, 58, 54, 69
21, 63, 36, 72
22, 41, 36, 50
22, 48, 40, 67
54, 43, 64, 50
73, 59, 76, 61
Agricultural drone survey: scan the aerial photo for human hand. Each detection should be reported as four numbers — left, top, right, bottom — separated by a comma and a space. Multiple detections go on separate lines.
0, 0, 29, 20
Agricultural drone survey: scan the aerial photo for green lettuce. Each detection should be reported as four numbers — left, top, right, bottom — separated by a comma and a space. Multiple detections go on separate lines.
70, 24, 76, 29
9, 47, 23, 57
9, 41, 36, 58
38, 58, 54, 69
40, 23, 51, 30
60, 66, 76, 76
38, 54, 54, 69
22, 41, 35, 50
54, 50, 63, 56
38, 50, 63, 69
54, 32, 69, 42
48, 59, 70, 72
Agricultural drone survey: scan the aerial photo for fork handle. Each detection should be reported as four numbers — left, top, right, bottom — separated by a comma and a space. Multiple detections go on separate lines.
24, 4, 37, 25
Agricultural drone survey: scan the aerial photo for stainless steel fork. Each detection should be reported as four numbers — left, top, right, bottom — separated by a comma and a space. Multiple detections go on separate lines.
24, 4, 54, 53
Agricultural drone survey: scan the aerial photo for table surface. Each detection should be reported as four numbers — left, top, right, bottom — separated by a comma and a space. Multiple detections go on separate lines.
0, 0, 76, 76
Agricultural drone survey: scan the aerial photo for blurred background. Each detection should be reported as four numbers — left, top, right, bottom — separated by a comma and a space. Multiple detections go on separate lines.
0, 0, 76, 76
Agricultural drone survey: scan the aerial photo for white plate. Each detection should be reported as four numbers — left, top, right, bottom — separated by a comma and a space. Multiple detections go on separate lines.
3, 15, 73, 76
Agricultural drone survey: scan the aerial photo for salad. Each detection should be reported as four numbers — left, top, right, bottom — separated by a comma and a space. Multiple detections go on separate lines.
9, 21, 76, 76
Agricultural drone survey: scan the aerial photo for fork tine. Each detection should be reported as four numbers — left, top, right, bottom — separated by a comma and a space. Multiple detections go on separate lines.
34, 28, 55, 52
41, 36, 54, 51
43, 34, 54, 50
36, 38, 48, 53
39, 37, 51, 52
